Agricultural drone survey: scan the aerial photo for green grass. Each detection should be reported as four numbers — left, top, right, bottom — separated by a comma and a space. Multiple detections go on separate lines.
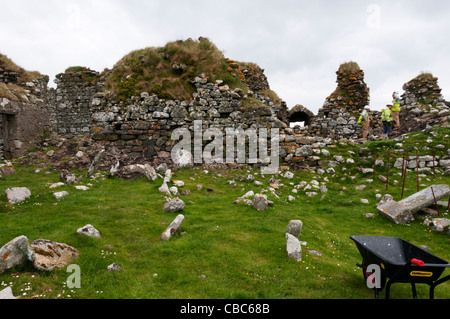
1, 127, 449, 299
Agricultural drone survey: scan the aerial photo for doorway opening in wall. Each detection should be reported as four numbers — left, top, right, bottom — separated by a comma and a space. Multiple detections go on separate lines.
288, 105, 314, 129
0, 112, 15, 160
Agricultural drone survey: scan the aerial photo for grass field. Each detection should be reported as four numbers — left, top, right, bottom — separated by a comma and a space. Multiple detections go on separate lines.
1, 127, 449, 300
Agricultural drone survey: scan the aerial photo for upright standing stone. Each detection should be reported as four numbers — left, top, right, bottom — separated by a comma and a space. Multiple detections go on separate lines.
286, 220, 303, 237
286, 233, 302, 262
87, 149, 105, 177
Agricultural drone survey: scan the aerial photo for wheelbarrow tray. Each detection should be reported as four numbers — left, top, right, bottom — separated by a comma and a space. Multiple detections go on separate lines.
350, 235, 450, 299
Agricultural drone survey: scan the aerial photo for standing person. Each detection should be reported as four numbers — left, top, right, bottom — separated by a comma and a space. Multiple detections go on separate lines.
381, 104, 393, 138
392, 91, 401, 130
358, 106, 371, 140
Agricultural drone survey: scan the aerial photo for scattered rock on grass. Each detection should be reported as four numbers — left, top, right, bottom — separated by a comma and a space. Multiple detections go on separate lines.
252, 194, 269, 211
49, 182, 65, 189
159, 183, 172, 196
286, 233, 302, 262
286, 220, 303, 237
75, 185, 89, 191
5, 187, 31, 204
161, 214, 185, 241
0, 287, 16, 299
77, 224, 101, 238
107, 263, 123, 272
163, 198, 185, 213
0, 235, 34, 274
87, 149, 105, 177
60, 170, 77, 185
30, 239, 79, 271
125, 164, 157, 181
53, 191, 69, 199
424, 218, 450, 234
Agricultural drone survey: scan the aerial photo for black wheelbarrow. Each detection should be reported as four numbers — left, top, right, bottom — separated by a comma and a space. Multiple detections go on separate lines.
350, 235, 450, 299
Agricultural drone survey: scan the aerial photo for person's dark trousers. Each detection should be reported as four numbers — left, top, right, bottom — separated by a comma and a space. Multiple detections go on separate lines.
383, 121, 392, 137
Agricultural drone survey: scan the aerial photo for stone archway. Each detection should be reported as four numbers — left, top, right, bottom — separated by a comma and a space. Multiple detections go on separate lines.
288, 104, 315, 127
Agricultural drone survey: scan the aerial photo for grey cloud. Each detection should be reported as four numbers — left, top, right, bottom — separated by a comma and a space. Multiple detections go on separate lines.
0, 0, 448, 113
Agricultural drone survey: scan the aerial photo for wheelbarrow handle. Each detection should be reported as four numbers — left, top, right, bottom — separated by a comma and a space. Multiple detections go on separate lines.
411, 258, 424, 266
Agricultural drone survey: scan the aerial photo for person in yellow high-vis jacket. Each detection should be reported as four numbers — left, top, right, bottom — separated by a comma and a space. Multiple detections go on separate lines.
358, 106, 370, 140
381, 104, 393, 138
392, 91, 401, 129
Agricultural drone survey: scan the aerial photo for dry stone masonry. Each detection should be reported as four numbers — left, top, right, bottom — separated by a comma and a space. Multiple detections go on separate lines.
47, 70, 103, 135
0, 42, 449, 170
396, 73, 450, 136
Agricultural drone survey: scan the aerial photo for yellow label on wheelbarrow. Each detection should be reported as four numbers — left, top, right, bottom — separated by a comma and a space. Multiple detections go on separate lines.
410, 271, 433, 277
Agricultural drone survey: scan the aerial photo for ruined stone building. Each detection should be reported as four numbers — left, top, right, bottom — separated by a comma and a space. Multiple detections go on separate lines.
1, 39, 449, 169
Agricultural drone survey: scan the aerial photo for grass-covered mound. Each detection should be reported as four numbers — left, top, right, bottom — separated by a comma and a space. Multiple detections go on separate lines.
104, 37, 247, 102
102, 37, 283, 112
0, 53, 43, 102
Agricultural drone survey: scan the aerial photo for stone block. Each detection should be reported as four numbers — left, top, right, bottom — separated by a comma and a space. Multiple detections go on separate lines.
377, 200, 414, 224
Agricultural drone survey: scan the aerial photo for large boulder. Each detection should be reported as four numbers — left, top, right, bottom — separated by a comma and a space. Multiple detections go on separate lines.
0, 236, 34, 274
5, 187, 31, 204
30, 239, 79, 271
377, 200, 414, 225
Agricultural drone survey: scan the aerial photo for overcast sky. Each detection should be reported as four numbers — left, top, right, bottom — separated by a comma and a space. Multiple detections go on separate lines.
1, 0, 449, 113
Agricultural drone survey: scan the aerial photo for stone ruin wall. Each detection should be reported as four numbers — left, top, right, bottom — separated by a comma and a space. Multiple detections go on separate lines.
396, 74, 450, 135
43, 71, 333, 168
2, 62, 449, 168
88, 74, 325, 167
0, 67, 51, 159
47, 71, 103, 135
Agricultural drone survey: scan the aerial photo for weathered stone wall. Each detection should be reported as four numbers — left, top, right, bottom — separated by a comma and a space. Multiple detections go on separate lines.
395, 73, 450, 136
308, 107, 362, 139
0, 98, 50, 159
47, 71, 102, 135
299, 63, 371, 140
0, 112, 3, 159
41, 68, 377, 167
0, 69, 50, 159
89, 75, 291, 162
